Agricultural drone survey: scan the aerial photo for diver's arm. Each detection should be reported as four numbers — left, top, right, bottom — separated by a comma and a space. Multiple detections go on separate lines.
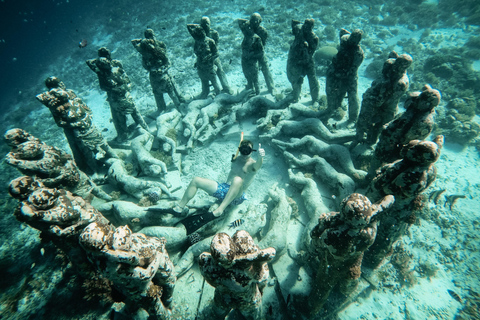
253, 143, 265, 171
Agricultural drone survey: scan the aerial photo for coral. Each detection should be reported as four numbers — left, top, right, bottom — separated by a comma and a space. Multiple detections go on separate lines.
390, 245, 416, 287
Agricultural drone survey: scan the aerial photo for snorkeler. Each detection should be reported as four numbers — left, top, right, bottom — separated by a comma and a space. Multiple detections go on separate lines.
174, 136, 265, 231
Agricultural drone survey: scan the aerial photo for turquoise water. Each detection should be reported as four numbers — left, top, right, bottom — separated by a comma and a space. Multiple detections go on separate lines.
1, 0, 479, 319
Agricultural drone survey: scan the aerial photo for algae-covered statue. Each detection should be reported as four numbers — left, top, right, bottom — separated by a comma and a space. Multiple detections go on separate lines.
187, 23, 222, 99
355, 51, 413, 145
249, 12, 275, 94
131, 28, 186, 113
238, 18, 263, 95
370, 84, 441, 175
325, 28, 364, 122
365, 135, 444, 268
200, 16, 233, 94
199, 230, 276, 319
79, 222, 175, 319
309, 193, 394, 316
86, 47, 149, 142
36, 76, 118, 175
287, 18, 320, 105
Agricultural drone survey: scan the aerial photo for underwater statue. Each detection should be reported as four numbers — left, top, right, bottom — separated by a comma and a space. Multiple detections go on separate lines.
287, 18, 320, 105
200, 16, 233, 94
325, 28, 364, 122
131, 28, 186, 113
86, 47, 149, 142
9, 176, 110, 276
36, 76, 118, 176
187, 23, 222, 99
365, 135, 444, 268
309, 193, 395, 316
370, 84, 441, 175
249, 12, 275, 94
238, 18, 263, 95
79, 222, 175, 319
4, 128, 111, 201
199, 231, 275, 320
355, 51, 413, 146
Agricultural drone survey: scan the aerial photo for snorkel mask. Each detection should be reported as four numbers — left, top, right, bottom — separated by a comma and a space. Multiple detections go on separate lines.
239, 144, 256, 156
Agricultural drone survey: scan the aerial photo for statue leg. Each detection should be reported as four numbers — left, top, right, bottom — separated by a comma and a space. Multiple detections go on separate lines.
259, 55, 274, 93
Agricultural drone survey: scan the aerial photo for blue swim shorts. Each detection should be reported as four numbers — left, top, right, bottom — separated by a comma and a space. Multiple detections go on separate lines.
212, 182, 247, 206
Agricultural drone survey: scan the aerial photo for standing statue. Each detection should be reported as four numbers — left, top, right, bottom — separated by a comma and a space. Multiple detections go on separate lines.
131, 29, 186, 113
199, 231, 276, 319
9, 176, 110, 275
187, 24, 221, 99
355, 51, 413, 145
79, 222, 175, 319
370, 84, 441, 175
200, 16, 233, 94
325, 29, 364, 122
249, 12, 275, 94
238, 19, 263, 95
36, 77, 118, 175
287, 19, 320, 105
86, 47, 149, 142
309, 193, 394, 316
365, 135, 444, 268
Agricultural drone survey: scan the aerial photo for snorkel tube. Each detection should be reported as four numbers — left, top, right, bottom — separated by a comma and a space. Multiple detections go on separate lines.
231, 132, 244, 162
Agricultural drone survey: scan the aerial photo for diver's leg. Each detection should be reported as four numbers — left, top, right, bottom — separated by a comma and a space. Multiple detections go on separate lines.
178, 177, 218, 208
212, 176, 243, 216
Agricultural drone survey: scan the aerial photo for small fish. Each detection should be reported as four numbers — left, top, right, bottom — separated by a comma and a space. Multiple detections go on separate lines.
429, 189, 446, 205
447, 289, 462, 303
79, 38, 87, 48
229, 218, 244, 229
445, 194, 466, 210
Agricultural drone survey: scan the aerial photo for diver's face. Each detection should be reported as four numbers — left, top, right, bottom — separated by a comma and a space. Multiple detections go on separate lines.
239, 144, 254, 156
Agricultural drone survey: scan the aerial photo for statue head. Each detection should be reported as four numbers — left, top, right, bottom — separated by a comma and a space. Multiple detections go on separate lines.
97, 47, 112, 59
340, 193, 376, 227
144, 28, 155, 39
200, 16, 211, 32
9, 176, 44, 200
45, 76, 66, 90
250, 12, 262, 29
211, 233, 236, 267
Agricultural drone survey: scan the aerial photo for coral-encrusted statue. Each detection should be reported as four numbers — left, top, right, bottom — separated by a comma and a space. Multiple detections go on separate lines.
36, 77, 118, 175
325, 29, 364, 122
309, 193, 394, 316
86, 47, 149, 142
355, 51, 413, 145
371, 84, 441, 174
287, 19, 320, 105
199, 230, 276, 319
9, 176, 109, 274
131, 29, 186, 113
4, 128, 111, 200
79, 222, 175, 319
364, 135, 444, 268
187, 24, 221, 99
